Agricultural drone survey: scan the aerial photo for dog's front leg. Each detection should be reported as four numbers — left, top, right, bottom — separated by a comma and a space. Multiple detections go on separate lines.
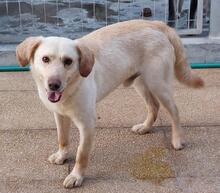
63, 108, 96, 188
48, 113, 72, 165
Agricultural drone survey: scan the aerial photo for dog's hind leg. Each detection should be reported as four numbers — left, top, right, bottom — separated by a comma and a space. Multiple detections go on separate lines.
148, 82, 185, 150
131, 77, 160, 134
136, 50, 185, 150
140, 65, 185, 150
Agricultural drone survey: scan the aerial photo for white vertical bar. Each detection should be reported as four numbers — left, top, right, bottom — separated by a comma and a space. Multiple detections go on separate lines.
81, 0, 83, 32
140, 0, 143, 19
209, 0, 220, 37
105, 0, 108, 26
93, 0, 96, 19
176, 0, 179, 28
164, 0, 167, 22
176, 0, 179, 13
130, 0, 132, 20
130, 0, 134, 20
153, 0, 156, 19
5, 0, 8, 15
44, 0, 46, 24
118, 0, 120, 22
31, 0, 34, 16
18, 0, 22, 28
187, 0, 191, 29
31, 0, 34, 27
56, 0, 59, 26
93, 0, 96, 29
196, 0, 203, 34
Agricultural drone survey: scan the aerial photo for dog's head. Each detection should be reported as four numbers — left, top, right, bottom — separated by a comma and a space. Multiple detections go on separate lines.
16, 36, 94, 103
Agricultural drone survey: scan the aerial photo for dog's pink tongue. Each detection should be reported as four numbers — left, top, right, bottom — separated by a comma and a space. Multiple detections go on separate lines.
47, 91, 62, 103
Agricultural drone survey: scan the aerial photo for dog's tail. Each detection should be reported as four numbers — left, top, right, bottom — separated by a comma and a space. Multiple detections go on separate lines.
169, 28, 204, 88
154, 21, 204, 88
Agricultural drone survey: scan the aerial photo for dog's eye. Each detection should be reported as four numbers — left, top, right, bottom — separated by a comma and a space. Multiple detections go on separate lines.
63, 58, 73, 67
42, 56, 50, 63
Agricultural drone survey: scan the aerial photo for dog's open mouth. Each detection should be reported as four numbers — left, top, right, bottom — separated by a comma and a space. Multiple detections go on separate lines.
47, 91, 62, 103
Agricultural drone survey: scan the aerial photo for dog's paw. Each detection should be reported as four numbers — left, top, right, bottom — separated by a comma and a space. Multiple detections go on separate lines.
63, 172, 84, 188
48, 149, 70, 165
172, 137, 186, 150
131, 124, 151, 135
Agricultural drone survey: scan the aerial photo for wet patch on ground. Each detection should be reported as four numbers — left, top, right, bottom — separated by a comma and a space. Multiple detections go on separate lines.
129, 147, 174, 184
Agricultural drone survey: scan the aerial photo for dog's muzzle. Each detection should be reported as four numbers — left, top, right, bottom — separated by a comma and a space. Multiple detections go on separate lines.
47, 79, 63, 103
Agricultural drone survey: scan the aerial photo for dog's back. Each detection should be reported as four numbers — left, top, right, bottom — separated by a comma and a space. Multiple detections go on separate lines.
80, 20, 204, 90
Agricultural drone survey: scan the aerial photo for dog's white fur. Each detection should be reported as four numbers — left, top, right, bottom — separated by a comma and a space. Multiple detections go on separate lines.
16, 20, 204, 188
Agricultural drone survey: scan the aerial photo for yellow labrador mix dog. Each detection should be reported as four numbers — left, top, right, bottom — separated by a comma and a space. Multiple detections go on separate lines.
16, 20, 204, 188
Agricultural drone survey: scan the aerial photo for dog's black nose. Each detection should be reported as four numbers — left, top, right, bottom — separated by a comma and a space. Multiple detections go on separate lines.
48, 79, 61, 91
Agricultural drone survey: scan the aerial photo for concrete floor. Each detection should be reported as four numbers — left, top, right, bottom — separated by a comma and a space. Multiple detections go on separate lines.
0, 69, 220, 193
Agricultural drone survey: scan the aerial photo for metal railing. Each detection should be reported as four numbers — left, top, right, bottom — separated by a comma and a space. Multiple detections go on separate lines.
1, 0, 220, 71
0, 0, 209, 44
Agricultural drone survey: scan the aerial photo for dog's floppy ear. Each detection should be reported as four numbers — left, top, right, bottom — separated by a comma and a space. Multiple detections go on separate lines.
16, 36, 42, 67
76, 43, 95, 77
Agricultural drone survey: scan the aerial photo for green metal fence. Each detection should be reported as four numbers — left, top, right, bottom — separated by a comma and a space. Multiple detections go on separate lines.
0, 63, 219, 72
